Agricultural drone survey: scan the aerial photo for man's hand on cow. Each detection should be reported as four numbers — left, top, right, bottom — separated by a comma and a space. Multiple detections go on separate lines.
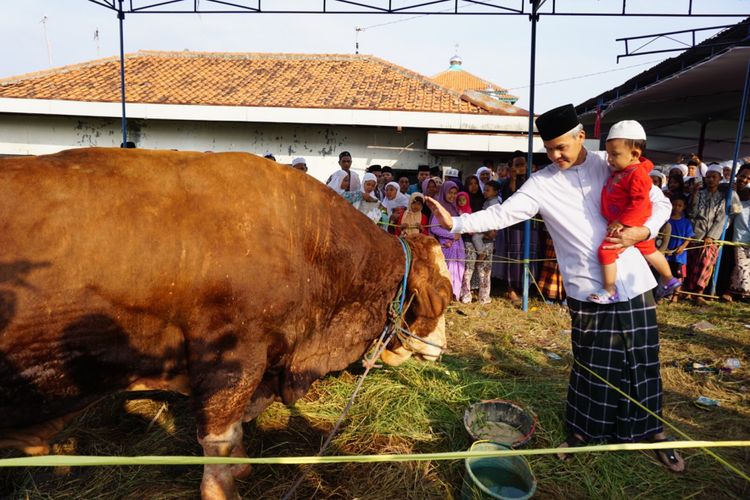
602, 225, 649, 250
425, 197, 454, 230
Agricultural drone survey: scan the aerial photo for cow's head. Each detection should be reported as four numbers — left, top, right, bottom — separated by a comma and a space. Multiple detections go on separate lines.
380, 234, 452, 366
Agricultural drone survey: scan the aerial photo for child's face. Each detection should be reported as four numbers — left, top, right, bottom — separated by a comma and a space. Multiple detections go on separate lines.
605, 139, 641, 171
651, 176, 662, 188
340, 175, 350, 190
385, 186, 398, 200
410, 199, 423, 212
484, 186, 497, 199
364, 180, 376, 193
456, 196, 467, 208
672, 198, 685, 215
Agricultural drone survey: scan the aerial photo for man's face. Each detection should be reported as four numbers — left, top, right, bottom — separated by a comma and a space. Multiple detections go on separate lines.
543, 129, 586, 170
723, 166, 731, 180
510, 156, 527, 175
383, 172, 393, 183
736, 169, 750, 191
417, 171, 430, 184
399, 177, 410, 193
705, 171, 721, 189
372, 170, 382, 181
339, 156, 352, 171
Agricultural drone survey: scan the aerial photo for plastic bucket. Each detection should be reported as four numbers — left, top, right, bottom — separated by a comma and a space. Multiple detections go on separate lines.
461, 441, 537, 500
464, 400, 537, 448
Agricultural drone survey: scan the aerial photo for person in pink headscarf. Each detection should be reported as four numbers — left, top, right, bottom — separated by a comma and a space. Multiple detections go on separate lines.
429, 181, 465, 300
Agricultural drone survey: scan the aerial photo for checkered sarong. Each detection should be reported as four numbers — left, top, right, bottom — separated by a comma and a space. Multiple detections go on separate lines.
685, 242, 719, 293
566, 293, 663, 443
537, 231, 565, 301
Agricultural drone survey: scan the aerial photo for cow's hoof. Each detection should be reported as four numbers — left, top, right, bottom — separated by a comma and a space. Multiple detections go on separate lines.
201, 464, 240, 500
231, 463, 252, 479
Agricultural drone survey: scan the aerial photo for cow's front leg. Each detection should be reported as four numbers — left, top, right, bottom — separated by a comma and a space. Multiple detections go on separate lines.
198, 421, 244, 500
187, 316, 267, 500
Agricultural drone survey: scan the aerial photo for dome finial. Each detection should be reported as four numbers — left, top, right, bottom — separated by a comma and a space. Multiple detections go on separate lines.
449, 44, 462, 69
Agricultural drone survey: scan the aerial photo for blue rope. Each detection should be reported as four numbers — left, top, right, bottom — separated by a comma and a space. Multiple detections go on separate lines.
396, 237, 411, 314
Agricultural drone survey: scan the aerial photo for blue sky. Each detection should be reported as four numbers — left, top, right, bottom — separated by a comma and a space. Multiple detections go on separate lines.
1, 1, 747, 112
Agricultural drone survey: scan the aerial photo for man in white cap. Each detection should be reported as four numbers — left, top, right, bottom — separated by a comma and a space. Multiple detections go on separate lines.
426, 104, 684, 472
291, 157, 308, 173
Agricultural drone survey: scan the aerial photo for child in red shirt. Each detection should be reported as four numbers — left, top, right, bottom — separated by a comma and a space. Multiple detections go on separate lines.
589, 120, 681, 303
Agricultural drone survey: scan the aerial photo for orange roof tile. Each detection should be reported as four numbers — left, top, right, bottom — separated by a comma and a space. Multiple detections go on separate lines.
0, 51, 527, 116
431, 68, 518, 102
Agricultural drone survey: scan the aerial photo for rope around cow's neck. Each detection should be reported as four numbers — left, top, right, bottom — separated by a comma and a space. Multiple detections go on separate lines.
280, 238, 413, 500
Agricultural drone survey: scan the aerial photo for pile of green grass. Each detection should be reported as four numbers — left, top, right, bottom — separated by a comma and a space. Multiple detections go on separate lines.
1, 297, 749, 498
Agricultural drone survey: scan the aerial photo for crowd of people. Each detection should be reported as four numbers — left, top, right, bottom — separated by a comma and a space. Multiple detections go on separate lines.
272, 141, 749, 307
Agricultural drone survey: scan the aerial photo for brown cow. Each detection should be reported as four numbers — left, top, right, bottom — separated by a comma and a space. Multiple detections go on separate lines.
0, 148, 452, 499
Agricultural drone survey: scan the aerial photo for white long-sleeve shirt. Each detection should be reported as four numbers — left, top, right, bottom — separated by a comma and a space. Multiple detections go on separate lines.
451, 150, 672, 302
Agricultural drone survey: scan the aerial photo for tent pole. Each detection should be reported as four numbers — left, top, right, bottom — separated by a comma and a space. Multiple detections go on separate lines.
697, 120, 707, 159
709, 57, 750, 296
522, 0, 540, 313
118, 0, 127, 147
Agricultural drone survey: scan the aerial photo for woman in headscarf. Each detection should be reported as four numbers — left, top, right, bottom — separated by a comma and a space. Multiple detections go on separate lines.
397, 192, 428, 236
357, 172, 383, 222
429, 181, 465, 300
476, 166, 493, 192
328, 170, 362, 205
381, 181, 410, 216
421, 176, 441, 221
465, 175, 485, 213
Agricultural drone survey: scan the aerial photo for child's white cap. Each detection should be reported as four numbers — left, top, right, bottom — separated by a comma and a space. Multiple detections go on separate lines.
607, 120, 647, 141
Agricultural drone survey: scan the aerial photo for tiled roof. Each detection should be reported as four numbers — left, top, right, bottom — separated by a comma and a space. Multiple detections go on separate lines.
431, 68, 518, 102
0, 51, 527, 116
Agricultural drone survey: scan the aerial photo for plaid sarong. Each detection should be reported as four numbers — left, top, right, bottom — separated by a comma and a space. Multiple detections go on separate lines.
537, 231, 565, 301
504, 223, 539, 290
685, 242, 719, 293
566, 293, 663, 442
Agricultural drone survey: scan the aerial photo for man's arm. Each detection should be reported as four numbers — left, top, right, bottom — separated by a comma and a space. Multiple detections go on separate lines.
426, 186, 540, 234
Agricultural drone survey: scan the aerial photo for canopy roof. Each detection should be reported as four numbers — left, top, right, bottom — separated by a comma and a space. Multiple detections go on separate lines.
577, 20, 750, 163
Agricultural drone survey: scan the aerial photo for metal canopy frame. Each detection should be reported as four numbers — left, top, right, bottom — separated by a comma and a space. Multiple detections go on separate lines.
84, 0, 749, 311
617, 23, 747, 61
88, 0, 749, 17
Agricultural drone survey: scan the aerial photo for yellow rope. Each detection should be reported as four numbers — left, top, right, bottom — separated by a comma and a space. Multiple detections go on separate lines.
573, 358, 750, 483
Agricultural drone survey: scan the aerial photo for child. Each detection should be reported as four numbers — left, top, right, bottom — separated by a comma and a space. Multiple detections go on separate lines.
472, 181, 501, 304
397, 193, 428, 236
663, 196, 694, 302
358, 172, 383, 222
589, 120, 681, 304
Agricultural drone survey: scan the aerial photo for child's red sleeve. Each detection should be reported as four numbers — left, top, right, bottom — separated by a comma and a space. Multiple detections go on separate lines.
421, 214, 428, 235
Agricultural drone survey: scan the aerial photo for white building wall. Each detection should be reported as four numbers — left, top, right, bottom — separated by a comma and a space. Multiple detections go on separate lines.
0, 114, 431, 182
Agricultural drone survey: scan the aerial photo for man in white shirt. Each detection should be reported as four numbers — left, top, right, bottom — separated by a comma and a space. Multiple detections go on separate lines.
426, 104, 684, 472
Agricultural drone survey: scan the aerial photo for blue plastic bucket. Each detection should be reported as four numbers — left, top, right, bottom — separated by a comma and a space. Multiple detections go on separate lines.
461, 441, 537, 499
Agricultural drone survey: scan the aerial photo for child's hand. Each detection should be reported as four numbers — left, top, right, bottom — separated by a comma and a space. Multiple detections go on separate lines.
443, 241, 453, 249
454, 234, 460, 241
608, 221, 625, 234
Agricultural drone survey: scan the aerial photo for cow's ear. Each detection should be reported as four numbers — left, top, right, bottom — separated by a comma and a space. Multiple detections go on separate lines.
404, 235, 451, 321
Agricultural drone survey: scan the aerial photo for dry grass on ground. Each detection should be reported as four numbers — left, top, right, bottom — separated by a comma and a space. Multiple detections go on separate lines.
1, 295, 749, 499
